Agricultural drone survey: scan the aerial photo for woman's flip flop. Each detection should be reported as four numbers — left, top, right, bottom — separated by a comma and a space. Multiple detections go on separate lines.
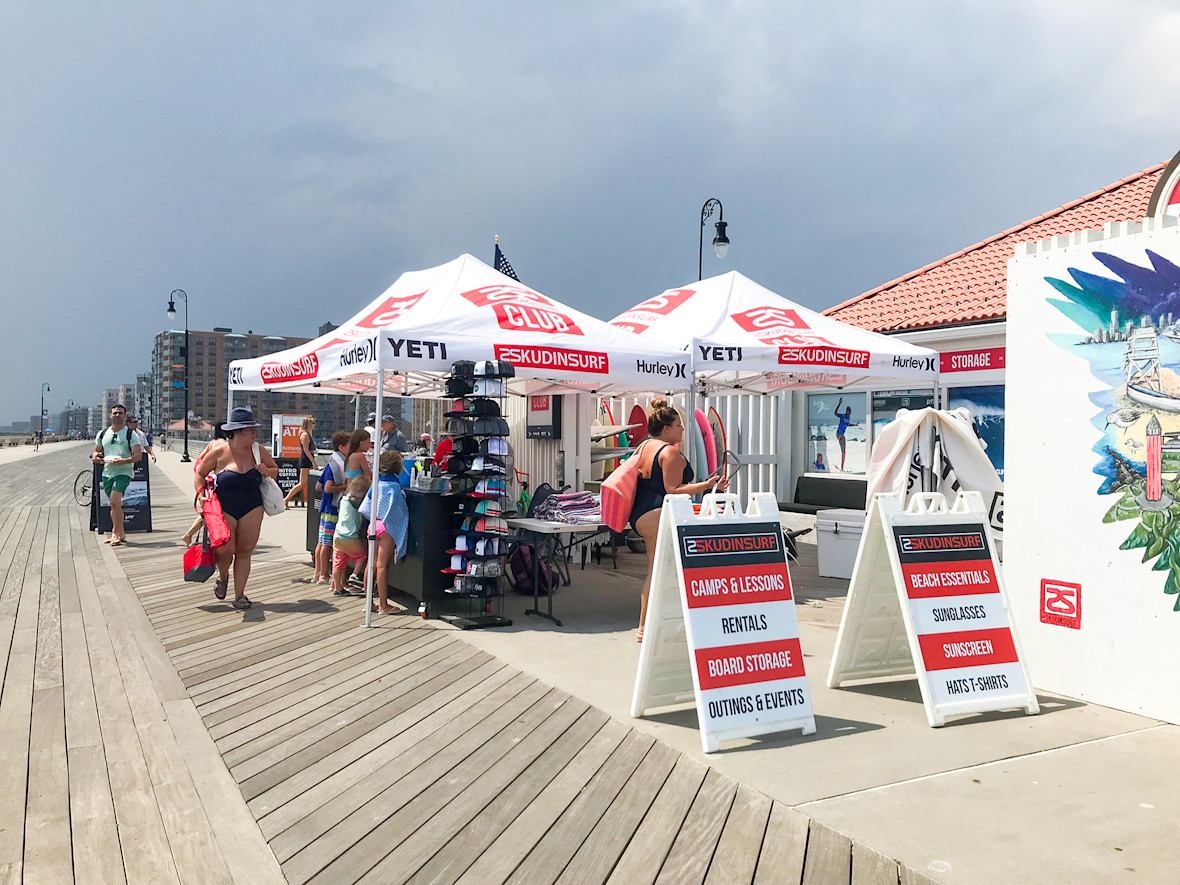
214, 578, 228, 601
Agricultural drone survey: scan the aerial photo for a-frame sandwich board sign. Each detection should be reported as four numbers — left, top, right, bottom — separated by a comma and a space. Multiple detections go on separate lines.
631, 492, 816, 753
828, 492, 1038, 727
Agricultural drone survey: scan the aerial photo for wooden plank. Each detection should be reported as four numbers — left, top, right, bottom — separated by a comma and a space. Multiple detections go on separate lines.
0, 509, 44, 881
503, 729, 657, 885
852, 842, 900, 885
554, 740, 681, 885
251, 659, 510, 826
219, 642, 480, 768
703, 783, 774, 885
801, 822, 852, 885
452, 718, 630, 885
281, 678, 558, 882
240, 651, 503, 802
605, 755, 711, 885
899, 867, 942, 885
403, 708, 612, 885
73, 518, 182, 885
66, 745, 128, 885
753, 802, 809, 885
350, 695, 599, 885
23, 687, 72, 885
163, 699, 287, 885
654, 769, 739, 885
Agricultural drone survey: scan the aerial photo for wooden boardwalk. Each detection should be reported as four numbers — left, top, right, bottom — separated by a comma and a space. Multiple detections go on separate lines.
0, 445, 937, 885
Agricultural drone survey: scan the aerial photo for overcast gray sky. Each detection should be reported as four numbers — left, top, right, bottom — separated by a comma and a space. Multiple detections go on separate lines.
3, 0, 1178, 425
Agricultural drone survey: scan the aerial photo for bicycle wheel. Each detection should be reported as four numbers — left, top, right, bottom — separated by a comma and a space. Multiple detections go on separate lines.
74, 470, 93, 507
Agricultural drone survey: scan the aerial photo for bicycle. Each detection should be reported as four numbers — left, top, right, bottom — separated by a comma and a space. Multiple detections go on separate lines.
74, 466, 94, 507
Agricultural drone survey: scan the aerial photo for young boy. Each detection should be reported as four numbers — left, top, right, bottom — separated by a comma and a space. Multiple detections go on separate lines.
313, 431, 351, 584
332, 475, 371, 596
360, 450, 408, 614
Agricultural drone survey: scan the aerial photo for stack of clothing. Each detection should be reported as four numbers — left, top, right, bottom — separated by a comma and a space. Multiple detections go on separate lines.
533, 490, 601, 525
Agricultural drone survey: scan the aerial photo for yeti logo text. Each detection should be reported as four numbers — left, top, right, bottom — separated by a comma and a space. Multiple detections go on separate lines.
636, 359, 686, 378
229, 366, 244, 386
698, 345, 743, 361
388, 338, 448, 360
261, 353, 319, 384
339, 337, 378, 368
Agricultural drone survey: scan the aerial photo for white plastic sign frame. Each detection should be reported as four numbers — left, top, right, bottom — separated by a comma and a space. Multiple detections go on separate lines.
631, 491, 816, 753
827, 492, 1038, 727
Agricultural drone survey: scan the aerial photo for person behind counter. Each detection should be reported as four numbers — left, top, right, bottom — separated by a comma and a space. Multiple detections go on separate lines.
629, 399, 727, 642
360, 449, 408, 615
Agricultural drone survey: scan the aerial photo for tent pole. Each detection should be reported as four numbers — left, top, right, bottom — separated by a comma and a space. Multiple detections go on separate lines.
365, 370, 386, 628
354, 394, 361, 429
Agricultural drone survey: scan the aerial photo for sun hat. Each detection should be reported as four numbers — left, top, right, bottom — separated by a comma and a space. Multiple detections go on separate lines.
222, 407, 262, 431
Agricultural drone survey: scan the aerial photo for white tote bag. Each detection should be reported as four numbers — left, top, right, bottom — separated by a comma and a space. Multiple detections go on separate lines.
253, 442, 286, 516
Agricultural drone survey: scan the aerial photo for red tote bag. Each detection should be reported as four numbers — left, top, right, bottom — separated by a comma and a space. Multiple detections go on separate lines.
199, 480, 231, 549
183, 525, 217, 583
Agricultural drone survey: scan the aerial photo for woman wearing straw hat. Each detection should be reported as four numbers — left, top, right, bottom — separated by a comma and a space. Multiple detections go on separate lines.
195, 408, 279, 610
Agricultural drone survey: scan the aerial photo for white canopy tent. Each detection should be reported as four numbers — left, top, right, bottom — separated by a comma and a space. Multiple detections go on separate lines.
609, 270, 939, 395
226, 253, 690, 626
228, 253, 690, 400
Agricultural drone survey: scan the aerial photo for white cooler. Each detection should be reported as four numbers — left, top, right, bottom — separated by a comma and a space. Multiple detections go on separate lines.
816, 508, 867, 580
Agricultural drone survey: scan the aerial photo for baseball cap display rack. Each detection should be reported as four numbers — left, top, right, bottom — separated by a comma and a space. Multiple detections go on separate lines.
437, 360, 515, 629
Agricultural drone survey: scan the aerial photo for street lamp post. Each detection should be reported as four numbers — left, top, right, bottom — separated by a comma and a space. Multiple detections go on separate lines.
698, 198, 731, 281
166, 289, 191, 462
66, 399, 77, 438
40, 382, 51, 437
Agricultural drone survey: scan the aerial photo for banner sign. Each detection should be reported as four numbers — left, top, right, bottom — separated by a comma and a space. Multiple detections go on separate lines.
91, 456, 153, 535
275, 458, 301, 497
271, 414, 311, 459
632, 493, 816, 752
526, 394, 562, 440
828, 492, 1037, 727
940, 347, 1005, 373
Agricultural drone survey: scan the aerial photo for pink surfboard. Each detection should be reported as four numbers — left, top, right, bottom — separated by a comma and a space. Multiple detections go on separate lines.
696, 409, 717, 476
627, 404, 647, 446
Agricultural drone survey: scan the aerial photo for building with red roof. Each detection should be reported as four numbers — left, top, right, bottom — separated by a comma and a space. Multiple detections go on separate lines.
791, 150, 1180, 484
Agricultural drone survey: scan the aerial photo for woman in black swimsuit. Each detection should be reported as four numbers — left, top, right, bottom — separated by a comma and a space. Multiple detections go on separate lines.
283, 416, 317, 507
630, 399, 726, 642
196, 408, 280, 610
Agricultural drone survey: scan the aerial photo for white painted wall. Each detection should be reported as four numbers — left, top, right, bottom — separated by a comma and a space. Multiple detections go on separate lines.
1007, 216, 1180, 723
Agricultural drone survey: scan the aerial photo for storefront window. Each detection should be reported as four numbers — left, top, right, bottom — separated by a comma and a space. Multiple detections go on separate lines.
871, 390, 936, 440
948, 384, 1005, 480
807, 393, 866, 474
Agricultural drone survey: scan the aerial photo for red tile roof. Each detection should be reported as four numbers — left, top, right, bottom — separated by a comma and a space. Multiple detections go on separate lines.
824, 162, 1168, 332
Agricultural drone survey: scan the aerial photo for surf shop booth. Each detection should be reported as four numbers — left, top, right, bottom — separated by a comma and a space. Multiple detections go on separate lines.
607, 269, 939, 502
227, 253, 691, 626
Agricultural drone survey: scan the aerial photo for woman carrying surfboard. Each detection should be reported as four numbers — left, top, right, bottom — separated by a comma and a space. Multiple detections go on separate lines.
630, 399, 727, 642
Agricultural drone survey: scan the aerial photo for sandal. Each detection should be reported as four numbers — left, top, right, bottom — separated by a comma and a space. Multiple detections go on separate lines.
636, 627, 644, 643
213, 577, 228, 601
232, 596, 252, 610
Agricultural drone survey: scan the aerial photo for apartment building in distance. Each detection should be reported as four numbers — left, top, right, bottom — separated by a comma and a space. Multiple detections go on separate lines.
152, 327, 351, 436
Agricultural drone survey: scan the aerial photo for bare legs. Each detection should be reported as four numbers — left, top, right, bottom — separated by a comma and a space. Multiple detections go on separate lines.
284, 468, 310, 506
375, 534, 395, 614
108, 490, 125, 543
635, 509, 661, 639
215, 507, 263, 601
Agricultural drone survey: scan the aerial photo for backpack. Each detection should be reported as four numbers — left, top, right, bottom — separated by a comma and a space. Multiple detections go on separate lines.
100, 425, 137, 452
508, 544, 557, 596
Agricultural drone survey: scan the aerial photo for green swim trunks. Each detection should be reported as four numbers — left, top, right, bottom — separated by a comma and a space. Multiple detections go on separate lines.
102, 474, 132, 496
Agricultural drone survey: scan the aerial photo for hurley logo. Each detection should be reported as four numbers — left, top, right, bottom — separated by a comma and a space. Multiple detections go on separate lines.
636, 359, 686, 378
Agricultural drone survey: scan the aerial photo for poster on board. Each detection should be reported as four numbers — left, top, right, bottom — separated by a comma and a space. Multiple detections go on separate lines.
631, 492, 815, 752
828, 492, 1037, 727
90, 456, 153, 534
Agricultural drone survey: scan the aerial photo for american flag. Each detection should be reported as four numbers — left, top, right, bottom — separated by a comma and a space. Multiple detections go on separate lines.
494, 242, 520, 281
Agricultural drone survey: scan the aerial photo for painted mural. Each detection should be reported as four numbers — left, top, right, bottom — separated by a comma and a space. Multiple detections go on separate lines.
1047, 248, 1180, 609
